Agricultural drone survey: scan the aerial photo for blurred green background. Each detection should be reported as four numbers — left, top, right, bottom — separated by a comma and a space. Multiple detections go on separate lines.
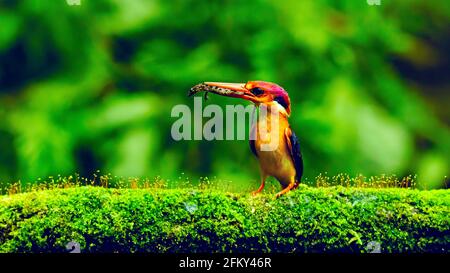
0, 0, 449, 190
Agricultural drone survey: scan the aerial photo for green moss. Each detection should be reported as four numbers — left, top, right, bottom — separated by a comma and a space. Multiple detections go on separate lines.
0, 185, 448, 253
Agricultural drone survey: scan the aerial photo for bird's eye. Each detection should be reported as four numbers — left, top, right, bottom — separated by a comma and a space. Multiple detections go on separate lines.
250, 87, 264, 96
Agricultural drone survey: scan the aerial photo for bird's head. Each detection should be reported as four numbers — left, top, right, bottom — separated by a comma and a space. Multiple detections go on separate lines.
190, 81, 291, 116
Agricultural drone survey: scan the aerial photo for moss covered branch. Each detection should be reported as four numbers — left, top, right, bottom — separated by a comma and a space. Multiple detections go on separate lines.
0, 185, 448, 253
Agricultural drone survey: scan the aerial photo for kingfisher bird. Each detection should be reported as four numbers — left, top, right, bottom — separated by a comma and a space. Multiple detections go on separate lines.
189, 81, 303, 198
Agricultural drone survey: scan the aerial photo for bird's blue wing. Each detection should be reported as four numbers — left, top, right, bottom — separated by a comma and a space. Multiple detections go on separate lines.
249, 140, 258, 157
285, 127, 303, 182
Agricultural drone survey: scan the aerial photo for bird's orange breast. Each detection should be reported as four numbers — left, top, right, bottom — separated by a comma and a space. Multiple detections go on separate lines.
252, 103, 297, 187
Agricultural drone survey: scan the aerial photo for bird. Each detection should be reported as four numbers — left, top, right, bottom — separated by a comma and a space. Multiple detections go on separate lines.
189, 81, 303, 198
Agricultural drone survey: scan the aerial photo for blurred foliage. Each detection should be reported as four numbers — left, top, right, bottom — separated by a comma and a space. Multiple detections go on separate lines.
0, 0, 449, 189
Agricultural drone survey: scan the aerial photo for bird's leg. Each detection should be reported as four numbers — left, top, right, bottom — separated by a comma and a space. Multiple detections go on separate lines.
252, 173, 267, 196
275, 177, 296, 198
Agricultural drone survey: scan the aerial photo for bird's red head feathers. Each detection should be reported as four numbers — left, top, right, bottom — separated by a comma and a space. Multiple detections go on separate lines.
190, 81, 291, 115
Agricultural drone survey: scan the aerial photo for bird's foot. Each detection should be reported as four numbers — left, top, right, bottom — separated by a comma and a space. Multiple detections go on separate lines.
274, 182, 297, 198
274, 192, 288, 199
251, 190, 261, 197
251, 183, 265, 196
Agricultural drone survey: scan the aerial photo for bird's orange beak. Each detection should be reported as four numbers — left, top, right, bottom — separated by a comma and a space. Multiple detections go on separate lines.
189, 82, 260, 103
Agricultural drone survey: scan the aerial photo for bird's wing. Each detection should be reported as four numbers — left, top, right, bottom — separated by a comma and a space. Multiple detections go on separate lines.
285, 127, 303, 182
249, 139, 258, 157
249, 122, 258, 157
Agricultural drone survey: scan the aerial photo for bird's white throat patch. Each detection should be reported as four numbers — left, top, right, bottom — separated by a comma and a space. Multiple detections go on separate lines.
269, 101, 289, 117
